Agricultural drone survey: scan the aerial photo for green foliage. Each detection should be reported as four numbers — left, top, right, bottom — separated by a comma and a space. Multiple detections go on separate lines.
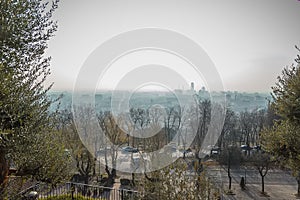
271, 47, 300, 123
262, 120, 300, 174
0, 0, 73, 193
0, 0, 58, 153
261, 47, 300, 191
13, 130, 74, 184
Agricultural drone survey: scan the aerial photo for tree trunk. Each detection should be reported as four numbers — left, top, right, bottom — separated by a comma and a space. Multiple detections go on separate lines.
228, 165, 232, 190
132, 134, 135, 147
228, 152, 232, 191
105, 165, 110, 176
229, 175, 232, 191
0, 149, 8, 200
131, 173, 135, 186
105, 168, 116, 187
297, 179, 300, 196
111, 168, 116, 178
93, 159, 96, 176
82, 175, 89, 196
127, 134, 130, 146
84, 175, 89, 184
261, 175, 265, 194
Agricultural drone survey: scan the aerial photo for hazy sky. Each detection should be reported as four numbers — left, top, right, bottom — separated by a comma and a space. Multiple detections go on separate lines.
46, 0, 300, 92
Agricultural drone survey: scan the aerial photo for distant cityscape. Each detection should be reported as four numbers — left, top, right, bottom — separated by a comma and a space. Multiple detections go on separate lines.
49, 82, 271, 113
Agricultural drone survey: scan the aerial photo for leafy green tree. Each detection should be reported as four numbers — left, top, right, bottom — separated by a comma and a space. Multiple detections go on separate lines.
261, 47, 300, 196
13, 130, 74, 184
0, 0, 72, 198
271, 51, 300, 123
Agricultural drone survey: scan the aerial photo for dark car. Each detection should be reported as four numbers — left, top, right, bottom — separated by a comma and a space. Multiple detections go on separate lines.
122, 146, 139, 153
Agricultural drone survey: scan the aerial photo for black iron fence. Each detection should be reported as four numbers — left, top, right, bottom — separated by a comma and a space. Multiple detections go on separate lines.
15, 182, 139, 200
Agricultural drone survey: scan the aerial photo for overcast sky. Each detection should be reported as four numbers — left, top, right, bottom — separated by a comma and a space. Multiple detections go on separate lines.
46, 0, 300, 92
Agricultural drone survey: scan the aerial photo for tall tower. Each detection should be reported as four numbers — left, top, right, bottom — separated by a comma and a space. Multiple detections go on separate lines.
190, 82, 195, 91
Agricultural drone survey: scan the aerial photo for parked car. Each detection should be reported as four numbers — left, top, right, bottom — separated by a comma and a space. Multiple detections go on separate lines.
96, 146, 111, 156
240, 144, 253, 150
253, 145, 261, 150
240, 144, 252, 155
251, 145, 264, 153
210, 146, 221, 155
180, 148, 194, 157
122, 146, 139, 153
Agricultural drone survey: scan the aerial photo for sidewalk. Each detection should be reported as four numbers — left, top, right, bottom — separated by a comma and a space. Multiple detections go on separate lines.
207, 166, 299, 200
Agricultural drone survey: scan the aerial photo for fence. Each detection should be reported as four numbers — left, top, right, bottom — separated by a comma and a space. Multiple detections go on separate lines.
15, 182, 139, 200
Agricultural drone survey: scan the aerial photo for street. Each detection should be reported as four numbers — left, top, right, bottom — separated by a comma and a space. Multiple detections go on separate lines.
207, 165, 299, 200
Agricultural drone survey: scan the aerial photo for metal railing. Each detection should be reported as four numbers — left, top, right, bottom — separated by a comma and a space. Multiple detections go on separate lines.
15, 182, 139, 200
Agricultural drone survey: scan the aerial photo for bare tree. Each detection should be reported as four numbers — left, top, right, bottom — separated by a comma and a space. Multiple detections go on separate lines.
192, 96, 211, 161
250, 152, 273, 195
129, 108, 150, 149
218, 145, 242, 194
59, 108, 95, 185
164, 106, 182, 144
140, 159, 220, 200
97, 111, 127, 186
217, 107, 237, 149
239, 111, 253, 148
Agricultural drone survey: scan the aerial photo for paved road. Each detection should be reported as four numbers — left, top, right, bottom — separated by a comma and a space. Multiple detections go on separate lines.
206, 165, 299, 200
